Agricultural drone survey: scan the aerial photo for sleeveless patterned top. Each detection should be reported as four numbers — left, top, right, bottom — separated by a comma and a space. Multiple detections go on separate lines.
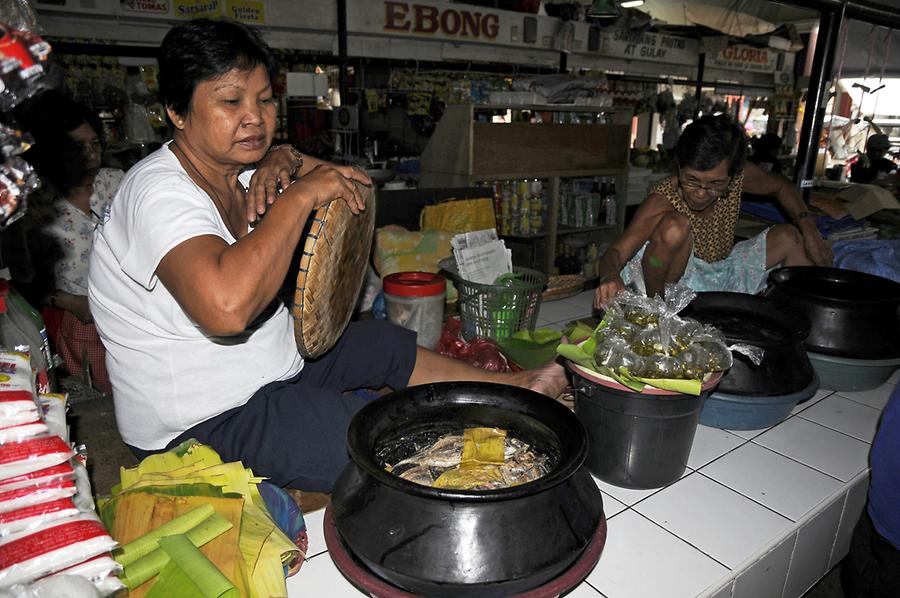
650, 173, 744, 263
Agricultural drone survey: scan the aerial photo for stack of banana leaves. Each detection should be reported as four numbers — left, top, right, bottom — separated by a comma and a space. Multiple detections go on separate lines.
96, 439, 301, 598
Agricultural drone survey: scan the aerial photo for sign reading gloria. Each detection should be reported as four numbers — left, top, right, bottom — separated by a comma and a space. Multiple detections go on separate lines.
711, 44, 778, 73
383, 1, 500, 40
600, 28, 698, 66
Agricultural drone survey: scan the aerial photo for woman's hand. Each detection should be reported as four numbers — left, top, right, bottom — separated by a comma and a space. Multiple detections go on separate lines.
803, 230, 833, 267
52, 291, 93, 324
594, 274, 625, 308
292, 163, 372, 214
245, 145, 303, 223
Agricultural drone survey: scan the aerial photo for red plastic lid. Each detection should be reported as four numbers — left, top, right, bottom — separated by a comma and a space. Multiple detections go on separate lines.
383, 272, 446, 297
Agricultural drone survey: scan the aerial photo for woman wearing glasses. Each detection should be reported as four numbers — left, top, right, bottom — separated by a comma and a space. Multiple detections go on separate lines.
595, 114, 832, 305
16, 93, 125, 395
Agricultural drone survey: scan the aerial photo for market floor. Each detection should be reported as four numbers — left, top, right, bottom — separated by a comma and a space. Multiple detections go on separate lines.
66, 372, 851, 598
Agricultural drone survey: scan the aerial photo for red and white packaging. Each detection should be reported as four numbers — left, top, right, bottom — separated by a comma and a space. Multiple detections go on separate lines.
0, 392, 39, 430
37, 394, 67, 443
0, 419, 48, 444
0, 497, 78, 537
48, 554, 122, 584
0, 352, 37, 429
0, 514, 117, 587
0, 479, 76, 515
0, 462, 75, 493
0, 436, 74, 480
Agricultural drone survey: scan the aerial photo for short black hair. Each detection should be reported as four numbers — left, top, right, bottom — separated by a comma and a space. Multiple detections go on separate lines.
676, 115, 747, 177
14, 90, 104, 195
158, 18, 278, 122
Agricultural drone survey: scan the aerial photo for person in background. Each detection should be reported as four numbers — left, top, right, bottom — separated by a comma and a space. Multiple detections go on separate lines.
16, 93, 125, 395
841, 383, 900, 597
595, 115, 833, 305
850, 133, 897, 184
748, 132, 783, 175
89, 18, 566, 493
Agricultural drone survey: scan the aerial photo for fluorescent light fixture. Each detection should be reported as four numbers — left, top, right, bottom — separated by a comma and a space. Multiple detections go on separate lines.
620, 0, 645, 7
587, 0, 619, 18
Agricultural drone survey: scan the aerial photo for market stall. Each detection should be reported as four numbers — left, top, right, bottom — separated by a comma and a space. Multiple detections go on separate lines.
1, 1, 898, 597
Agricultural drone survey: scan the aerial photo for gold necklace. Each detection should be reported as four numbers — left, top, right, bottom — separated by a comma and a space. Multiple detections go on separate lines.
170, 140, 242, 238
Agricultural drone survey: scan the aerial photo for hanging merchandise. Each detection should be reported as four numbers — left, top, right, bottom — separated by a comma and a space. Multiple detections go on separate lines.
123, 70, 159, 144
0, 20, 58, 230
0, 281, 49, 393
0, 23, 54, 112
7, 287, 54, 391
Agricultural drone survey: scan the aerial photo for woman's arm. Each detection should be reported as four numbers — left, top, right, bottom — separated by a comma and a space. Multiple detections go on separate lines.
743, 162, 832, 266
595, 192, 673, 306
156, 163, 370, 336
46, 290, 92, 323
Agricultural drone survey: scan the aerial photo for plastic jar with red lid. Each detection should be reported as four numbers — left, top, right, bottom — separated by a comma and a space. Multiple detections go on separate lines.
382, 272, 446, 350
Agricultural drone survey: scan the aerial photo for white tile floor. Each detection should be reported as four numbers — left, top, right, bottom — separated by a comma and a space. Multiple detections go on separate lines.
286, 291, 896, 597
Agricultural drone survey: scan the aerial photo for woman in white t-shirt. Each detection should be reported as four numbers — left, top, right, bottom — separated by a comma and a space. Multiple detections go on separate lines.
89, 18, 566, 493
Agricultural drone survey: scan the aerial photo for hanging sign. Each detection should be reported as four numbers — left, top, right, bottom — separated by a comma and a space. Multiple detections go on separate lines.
120, 0, 169, 14
173, 0, 222, 19
381, 1, 500, 40
711, 45, 779, 73
226, 0, 264, 23
599, 29, 698, 66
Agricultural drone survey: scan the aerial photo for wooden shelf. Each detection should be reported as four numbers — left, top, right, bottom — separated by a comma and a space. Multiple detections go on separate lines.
501, 231, 551, 239
558, 225, 618, 235
419, 104, 632, 274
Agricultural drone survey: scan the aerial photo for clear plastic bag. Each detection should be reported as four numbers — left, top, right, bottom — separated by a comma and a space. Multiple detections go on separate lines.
594, 282, 763, 380
0, 514, 116, 588
0, 436, 74, 480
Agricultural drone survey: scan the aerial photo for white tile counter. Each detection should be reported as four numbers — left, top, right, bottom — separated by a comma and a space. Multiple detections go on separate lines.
286, 292, 895, 598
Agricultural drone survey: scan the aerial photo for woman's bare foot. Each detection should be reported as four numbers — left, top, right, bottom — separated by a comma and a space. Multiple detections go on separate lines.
518, 360, 569, 398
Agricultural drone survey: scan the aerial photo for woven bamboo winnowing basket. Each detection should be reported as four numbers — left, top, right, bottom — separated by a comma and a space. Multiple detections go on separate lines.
292, 181, 376, 358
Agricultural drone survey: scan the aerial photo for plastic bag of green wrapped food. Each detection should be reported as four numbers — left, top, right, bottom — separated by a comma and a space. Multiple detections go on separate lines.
557, 283, 764, 395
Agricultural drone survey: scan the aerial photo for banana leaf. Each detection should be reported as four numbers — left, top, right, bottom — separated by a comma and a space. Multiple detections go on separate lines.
145, 534, 238, 598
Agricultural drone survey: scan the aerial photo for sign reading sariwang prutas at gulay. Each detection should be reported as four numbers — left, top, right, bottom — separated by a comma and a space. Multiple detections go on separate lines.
119, 0, 264, 23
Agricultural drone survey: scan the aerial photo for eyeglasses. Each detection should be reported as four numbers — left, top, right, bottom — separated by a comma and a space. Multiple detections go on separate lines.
678, 177, 731, 194
78, 139, 103, 156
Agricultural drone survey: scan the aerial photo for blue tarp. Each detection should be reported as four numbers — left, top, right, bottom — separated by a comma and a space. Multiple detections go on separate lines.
832, 239, 900, 283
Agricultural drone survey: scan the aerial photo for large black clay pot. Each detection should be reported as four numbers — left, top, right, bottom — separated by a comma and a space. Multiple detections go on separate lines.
765, 267, 900, 359
682, 292, 814, 396
330, 382, 605, 598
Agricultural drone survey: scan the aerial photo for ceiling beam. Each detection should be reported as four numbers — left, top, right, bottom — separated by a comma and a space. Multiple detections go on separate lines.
772, 0, 900, 29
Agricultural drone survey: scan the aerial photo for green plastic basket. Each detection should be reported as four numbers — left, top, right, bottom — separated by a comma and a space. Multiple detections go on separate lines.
440, 259, 547, 342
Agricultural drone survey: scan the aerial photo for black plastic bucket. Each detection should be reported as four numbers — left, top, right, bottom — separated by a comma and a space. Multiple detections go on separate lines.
573, 373, 708, 490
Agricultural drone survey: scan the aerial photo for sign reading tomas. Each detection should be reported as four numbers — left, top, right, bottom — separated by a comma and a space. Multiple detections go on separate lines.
120, 0, 169, 14
383, 1, 500, 40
